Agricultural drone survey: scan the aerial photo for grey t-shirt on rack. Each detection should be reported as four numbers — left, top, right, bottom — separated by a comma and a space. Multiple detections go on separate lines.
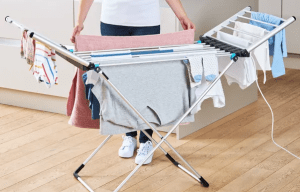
91, 58, 196, 135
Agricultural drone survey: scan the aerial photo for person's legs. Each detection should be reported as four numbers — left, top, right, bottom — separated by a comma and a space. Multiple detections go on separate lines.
100, 23, 160, 162
139, 129, 153, 143
100, 22, 138, 157
126, 131, 138, 138
130, 25, 160, 144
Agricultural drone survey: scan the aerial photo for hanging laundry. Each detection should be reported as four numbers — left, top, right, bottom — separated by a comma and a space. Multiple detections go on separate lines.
31, 42, 58, 88
82, 70, 101, 120
249, 12, 287, 78
20, 30, 27, 59
91, 59, 195, 135
67, 29, 195, 129
190, 66, 225, 115
186, 55, 203, 83
203, 54, 219, 81
20, 30, 36, 67
217, 31, 257, 89
184, 54, 225, 114
233, 21, 271, 83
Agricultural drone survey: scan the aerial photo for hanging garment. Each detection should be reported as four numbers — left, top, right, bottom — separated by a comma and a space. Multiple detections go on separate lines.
217, 31, 257, 89
186, 55, 203, 84
249, 12, 287, 78
31, 42, 58, 88
66, 29, 195, 129
203, 54, 219, 82
233, 21, 271, 83
185, 59, 225, 115
82, 70, 100, 120
91, 58, 195, 135
20, 30, 27, 59
185, 54, 219, 87
185, 55, 225, 114
192, 79, 225, 114
20, 30, 36, 66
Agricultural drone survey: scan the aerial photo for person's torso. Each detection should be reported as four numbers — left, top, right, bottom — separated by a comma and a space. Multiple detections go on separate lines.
101, 0, 160, 27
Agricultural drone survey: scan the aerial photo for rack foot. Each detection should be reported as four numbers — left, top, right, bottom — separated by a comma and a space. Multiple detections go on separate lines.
200, 177, 209, 187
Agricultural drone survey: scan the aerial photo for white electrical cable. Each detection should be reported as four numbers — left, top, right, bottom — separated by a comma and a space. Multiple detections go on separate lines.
252, 58, 300, 160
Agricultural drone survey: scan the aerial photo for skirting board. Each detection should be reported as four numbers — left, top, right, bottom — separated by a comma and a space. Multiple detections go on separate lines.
0, 87, 68, 115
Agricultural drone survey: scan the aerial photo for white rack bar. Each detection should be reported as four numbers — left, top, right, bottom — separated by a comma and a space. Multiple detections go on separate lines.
88, 50, 228, 63
228, 20, 270, 35
74, 42, 206, 55
90, 54, 231, 67
237, 15, 279, 27
244, 10, 287, 22
203, 6, 252, 37
221, 25, 262, 38
79, 46, 218, 59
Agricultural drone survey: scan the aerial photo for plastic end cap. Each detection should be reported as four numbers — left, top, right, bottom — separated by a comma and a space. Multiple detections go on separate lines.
248, 6, 252, 11
5, 16, 10, 22
29, 32, 34, 38
200, 177, 209, 188
293, 16, 297, 21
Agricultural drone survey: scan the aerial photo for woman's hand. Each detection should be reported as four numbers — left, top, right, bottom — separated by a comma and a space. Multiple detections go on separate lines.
70, 24, 84, 43
179, 16, 195, 30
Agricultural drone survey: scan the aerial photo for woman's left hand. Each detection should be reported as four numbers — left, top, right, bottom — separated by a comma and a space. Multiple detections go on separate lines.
179, 16, 195, 30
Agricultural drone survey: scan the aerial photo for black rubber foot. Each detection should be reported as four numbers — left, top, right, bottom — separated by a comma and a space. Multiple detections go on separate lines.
200, 177, 209, 188
293, 16, 297, 21
5, 16, 9, 22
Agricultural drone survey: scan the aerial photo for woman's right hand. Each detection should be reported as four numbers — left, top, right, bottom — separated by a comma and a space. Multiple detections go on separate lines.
70, 24, 84, 43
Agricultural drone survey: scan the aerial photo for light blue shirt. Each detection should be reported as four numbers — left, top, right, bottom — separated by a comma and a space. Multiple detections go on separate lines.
249, 12, 287, 78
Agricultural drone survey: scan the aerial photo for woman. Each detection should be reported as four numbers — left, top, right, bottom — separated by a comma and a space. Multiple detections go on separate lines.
71, 0, 195, 165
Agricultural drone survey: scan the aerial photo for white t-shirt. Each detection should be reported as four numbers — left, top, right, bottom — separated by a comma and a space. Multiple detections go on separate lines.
101, 0, 161, 27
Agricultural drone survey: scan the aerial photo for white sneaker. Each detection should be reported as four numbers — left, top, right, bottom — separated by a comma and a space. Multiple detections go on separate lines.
119, 136, 137, 158
135, 141, 154, 165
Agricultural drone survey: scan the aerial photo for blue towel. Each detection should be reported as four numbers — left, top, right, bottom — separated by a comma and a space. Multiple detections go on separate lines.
82, 72, 100, 120
249, 12, 287, 78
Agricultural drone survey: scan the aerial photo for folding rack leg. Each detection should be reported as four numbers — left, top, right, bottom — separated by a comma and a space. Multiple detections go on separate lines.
113, 60, 235, 192
95, 69, 210, 186
140, 130, 204, 183
73, 135, 113, 192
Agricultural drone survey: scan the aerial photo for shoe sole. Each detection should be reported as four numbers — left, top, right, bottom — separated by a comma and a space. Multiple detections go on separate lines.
119, 154, 134, 158
135, 155, 153, 165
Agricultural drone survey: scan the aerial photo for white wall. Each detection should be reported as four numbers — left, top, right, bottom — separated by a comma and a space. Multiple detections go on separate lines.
179, 0, 259, 41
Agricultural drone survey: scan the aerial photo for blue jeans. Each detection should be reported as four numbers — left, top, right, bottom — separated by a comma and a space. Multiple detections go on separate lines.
100, 22, 160, 143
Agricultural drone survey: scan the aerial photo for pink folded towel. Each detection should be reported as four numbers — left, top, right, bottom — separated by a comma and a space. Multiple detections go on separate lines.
66, 29, 195, 129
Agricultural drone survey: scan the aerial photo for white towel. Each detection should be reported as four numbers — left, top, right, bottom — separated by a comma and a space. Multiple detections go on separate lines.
31, 42, 58, 88
234, 21, 271, 84
217, 31, 257, 89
